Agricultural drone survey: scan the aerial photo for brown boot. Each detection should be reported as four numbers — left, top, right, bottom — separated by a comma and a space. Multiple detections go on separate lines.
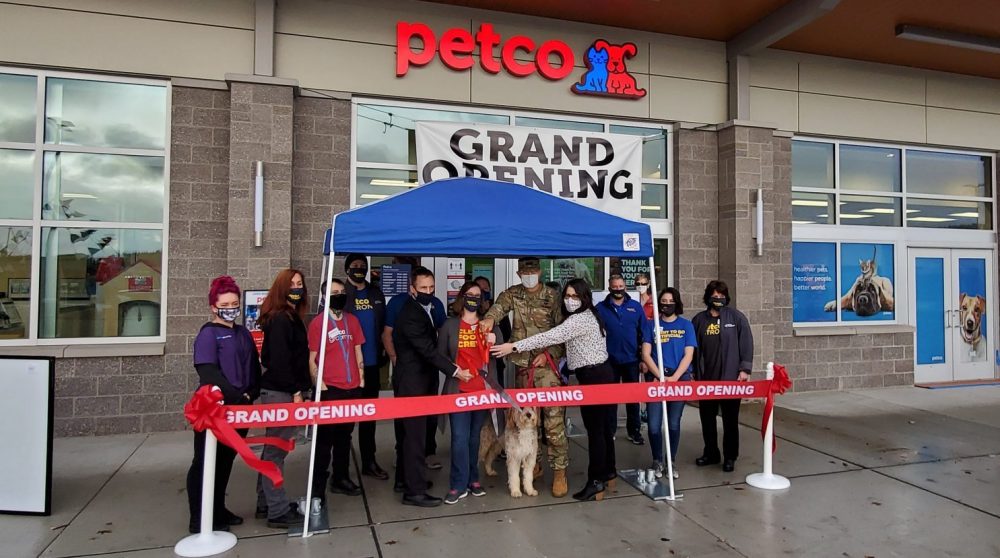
552, 469, 568, 498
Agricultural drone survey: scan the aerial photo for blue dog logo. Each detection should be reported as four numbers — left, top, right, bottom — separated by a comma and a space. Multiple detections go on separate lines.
572, 40, 646, 100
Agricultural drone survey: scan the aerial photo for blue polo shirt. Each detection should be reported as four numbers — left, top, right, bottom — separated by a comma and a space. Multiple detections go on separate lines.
385, 294, 446, 329
595, 294, 648, 365
643, 315, 697, 373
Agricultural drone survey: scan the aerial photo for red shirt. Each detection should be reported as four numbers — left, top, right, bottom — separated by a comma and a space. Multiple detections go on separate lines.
308, 312, 365, 390
642, 297, 654, 320
455, 320, 488, 392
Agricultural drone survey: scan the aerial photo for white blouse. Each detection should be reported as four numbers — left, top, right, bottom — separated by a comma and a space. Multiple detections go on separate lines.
513, 311, 608, 370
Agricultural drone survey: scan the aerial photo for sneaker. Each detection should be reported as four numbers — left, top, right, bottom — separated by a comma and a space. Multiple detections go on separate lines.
652, 461, 665, 479
672, 468, 680, 480
443, 489, 468, 504
468, 483, 486, 497
628, 432, 646, 446
267, 509, 304, 529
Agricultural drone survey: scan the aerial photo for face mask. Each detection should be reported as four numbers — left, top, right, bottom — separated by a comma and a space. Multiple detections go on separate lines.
521, 274, 539, 289
216, 307, 240, 323
415, 292, 435, 306
482, 290, 492, 302
610, 289, 626, 299
660, 303, 676, 317
637, 284, 649, 294
348, 268, 367, 282
463, 296, 481, 314
329, 293, 347, 311
564, 298, 582, 313
287, 288, 305, 304
710, 296, 727, 309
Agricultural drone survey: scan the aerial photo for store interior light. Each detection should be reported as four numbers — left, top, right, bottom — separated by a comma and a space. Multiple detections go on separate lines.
839, 214, 874, 219
370, 179, 418, 187
792, 220, 816, 225
896, 24, 1000, 55
948, 211, 981, 218
641, 205, 662, 211
61, 192, 97, 199
909, 216, 956, 223
860, 208, 897, 214
792, 199, 829, 207
817, 214, 828, 218
360, 193, 390, 200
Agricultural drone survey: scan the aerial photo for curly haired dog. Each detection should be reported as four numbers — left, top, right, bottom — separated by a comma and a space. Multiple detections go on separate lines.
479, 407, 540, 498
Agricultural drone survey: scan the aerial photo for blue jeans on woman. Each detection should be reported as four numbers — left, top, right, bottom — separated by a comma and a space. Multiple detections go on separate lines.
449, 409, 488, 491
646, 371, 692, 463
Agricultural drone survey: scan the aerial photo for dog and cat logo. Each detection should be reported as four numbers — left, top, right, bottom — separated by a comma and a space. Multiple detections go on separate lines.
572, 40, 646, 100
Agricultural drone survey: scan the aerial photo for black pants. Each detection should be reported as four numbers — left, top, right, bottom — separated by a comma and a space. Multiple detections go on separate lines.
608, 361, 641, 437
393, 371, 433, 497
575, 362, 616, 483
187, 427, 247, 526
425, 372, 440, 456
358, 365, 381, 467
698, 398, 742, 461
312, 387, 361, 502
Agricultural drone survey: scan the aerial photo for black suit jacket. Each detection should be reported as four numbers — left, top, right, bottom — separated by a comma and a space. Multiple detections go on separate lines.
391, 298, 455, 396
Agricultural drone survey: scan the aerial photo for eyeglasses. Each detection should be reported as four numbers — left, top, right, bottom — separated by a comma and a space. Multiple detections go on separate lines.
636, 282, 650, 286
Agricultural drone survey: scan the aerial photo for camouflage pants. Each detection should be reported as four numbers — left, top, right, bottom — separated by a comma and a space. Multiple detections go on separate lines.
516, 364, 569, 471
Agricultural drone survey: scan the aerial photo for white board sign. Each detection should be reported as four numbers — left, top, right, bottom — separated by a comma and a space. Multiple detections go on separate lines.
0, 357, 53, 515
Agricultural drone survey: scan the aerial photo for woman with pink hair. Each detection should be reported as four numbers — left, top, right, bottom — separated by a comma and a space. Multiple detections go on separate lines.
186, 276, 261, 534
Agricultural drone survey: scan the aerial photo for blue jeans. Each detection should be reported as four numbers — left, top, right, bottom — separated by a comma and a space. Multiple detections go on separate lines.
449, 409, 488, 491
646, 372, 692, 463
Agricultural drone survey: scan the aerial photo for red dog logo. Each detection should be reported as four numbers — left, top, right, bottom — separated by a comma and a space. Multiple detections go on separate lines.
572, 40, 646, 100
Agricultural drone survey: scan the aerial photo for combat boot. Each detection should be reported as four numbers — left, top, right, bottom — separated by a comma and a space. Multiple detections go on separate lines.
552, 469, 568, 498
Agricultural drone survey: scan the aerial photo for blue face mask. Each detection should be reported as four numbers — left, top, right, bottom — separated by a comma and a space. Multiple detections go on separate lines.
216, 307, 240, 323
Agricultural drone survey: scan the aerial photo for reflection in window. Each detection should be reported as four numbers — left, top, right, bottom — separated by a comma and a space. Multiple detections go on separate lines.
356, 104, 508, 165
610, 125, 668, 179
541, 257, 606, 291
792, 141, 834, 189
43, 153, 165, 223
45, 78, 166, 150
792, 192, 834, 224
906, 199, 993, 230
514, 116, 604, 132
0, 227, 32, 339
0, 149, 35, 219
641, 183, 668, 219
0, 73, 37, 143
39, 228, 162, 338
906, 150, 992, 197
355, 168, 418, 205
840, 144, 900, 192
839, 195, 901, 227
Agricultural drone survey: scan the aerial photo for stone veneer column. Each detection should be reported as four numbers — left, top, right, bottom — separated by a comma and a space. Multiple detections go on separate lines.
674, 129, 720, 306
227, 82, 295, 291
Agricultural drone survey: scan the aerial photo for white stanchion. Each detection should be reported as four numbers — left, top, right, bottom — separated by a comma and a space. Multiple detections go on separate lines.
745, 362, 790, 491
174, 429, 238, 557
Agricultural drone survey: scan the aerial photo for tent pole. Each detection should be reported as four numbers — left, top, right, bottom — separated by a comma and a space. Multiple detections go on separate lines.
300, 248, 338, 537
647, 256, 676, 500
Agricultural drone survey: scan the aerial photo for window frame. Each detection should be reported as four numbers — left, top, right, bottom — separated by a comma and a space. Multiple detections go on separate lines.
0, 66, 170, 347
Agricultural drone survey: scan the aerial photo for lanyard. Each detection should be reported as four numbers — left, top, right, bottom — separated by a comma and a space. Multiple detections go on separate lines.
330, 313, 353, 384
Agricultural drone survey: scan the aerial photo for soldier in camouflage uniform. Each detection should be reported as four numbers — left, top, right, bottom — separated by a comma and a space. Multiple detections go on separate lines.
481, 257, 570, 497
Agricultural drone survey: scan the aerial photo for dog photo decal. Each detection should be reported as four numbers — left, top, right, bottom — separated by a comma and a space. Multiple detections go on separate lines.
572, 40, 646, 100
825, 243, 895, 321
957, 257, 988, 363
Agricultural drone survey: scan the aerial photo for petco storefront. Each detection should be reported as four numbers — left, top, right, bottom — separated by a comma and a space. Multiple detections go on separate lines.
1, 0, 998, 435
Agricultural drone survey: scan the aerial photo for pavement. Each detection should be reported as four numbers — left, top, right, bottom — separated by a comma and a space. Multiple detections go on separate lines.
3, 385, 1000, 558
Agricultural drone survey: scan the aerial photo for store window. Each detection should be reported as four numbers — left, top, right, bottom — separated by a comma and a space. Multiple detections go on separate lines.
793, 241, 896, 324
0, 68, 168, 345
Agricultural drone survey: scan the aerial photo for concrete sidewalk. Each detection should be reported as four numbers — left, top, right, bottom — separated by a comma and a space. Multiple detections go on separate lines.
3, 386, 999, 558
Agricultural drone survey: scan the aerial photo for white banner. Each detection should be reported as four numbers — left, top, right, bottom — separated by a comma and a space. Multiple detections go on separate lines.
416, 122, 643, 220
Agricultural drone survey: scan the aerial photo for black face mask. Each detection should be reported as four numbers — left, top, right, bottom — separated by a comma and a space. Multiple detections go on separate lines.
329, 293, 347, 311
610, 289, 626, 300
660, 303, 676, 317
710, 296, 728, 309
348, 268, 367, 282
463, 296, 481, 314
287, 288, 305, 304
414, 292, 435, 306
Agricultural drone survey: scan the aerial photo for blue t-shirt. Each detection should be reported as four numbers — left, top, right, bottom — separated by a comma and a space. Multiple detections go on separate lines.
352, 287, 379, 365
644, 316, 697, 373
385, 295, 446, 329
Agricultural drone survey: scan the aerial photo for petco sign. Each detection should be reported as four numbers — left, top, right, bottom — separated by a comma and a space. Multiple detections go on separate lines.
396, 22, 645, 100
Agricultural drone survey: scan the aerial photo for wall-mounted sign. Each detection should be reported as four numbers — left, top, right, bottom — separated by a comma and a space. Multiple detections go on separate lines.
416, 121, 643, 220
396, 22, 645, 100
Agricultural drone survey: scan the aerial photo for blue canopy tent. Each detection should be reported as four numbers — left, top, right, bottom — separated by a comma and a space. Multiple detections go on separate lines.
301, 178, 675, 535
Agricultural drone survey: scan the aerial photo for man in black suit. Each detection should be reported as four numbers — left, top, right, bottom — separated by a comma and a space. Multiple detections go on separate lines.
392, 266, 464, 507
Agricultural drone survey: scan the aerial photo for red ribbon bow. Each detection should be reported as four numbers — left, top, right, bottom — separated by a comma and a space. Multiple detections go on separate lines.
761, 363, 792, 453
184, 386, 293, 488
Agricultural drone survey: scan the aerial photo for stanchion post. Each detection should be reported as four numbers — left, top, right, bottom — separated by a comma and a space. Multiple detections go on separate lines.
174, 429, 238, 557
745, 362, 790, 490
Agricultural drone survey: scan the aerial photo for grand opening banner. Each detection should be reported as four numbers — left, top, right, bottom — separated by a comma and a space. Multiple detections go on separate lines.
416, 122, 643, 220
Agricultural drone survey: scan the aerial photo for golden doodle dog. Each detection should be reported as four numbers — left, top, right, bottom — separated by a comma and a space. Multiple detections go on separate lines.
479, 407, 539, 498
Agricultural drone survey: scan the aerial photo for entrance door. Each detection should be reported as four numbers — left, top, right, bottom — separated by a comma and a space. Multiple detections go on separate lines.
909, 249, 995, 383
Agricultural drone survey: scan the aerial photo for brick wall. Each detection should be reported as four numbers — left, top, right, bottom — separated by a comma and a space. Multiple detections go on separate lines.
673, 129, 719, 307
776, 332, 915, 390
54, 87, 232, 436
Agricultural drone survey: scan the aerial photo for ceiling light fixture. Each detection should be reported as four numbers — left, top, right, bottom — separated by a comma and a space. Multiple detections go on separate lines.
896, 24, 1000, 55
908, 216, 956, 223
792, 199, 829, 207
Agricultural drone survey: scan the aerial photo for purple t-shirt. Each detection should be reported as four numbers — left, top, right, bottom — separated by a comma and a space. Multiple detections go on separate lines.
193, 323, 256, 393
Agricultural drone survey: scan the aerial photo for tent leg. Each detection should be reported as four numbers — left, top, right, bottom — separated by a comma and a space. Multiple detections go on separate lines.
646, 256, 681, 502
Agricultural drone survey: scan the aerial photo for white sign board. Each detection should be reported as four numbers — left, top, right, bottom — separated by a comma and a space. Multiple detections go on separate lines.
416, 122, 643, 220
0, 357, 53, 515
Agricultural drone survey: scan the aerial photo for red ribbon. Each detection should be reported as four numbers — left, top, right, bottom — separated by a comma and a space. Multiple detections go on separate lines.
184, 386, 290, 488
761, 363, 793, 453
